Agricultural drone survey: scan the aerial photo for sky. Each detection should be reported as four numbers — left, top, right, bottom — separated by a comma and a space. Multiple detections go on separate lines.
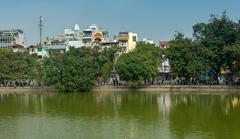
0, 0, 239, 45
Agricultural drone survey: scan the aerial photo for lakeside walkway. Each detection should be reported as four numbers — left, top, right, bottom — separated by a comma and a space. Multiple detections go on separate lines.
93, 85, 240, 92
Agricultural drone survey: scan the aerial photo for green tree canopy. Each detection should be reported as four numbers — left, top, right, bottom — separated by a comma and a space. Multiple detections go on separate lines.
116, 43, 161, 87
193, 12, 239, 75
165, 33, 208, 80
43, 48, 97, 92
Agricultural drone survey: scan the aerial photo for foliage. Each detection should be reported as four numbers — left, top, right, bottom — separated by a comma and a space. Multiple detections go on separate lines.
164, 12, 240, 84
116, 43, 161, 87
165, 33, 208, 79
193, 11, 239, 76
223, 43, 240, 80
97, 46, 119, 81
0, 49, 40, 83
43, 48, 97, 92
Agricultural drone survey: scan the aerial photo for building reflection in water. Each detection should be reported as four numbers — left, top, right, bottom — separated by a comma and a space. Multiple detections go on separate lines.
231, 97, 239, 109
157, 94, 171, 117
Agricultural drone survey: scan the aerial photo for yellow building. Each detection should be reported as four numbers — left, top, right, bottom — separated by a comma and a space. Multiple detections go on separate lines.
117, 32, 138, 53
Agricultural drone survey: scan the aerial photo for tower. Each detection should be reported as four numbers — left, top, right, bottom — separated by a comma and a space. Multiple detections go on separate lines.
39, 16, 43, 45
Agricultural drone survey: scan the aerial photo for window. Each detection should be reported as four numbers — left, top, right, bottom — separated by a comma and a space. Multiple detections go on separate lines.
133, 36, 137, 42
37, 48, 42, 52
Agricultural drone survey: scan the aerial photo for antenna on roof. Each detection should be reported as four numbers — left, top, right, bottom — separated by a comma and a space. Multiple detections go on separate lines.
39, 16, 43, 46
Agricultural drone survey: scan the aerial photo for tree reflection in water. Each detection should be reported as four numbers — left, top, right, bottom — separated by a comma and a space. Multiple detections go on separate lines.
0, 92, 240, 139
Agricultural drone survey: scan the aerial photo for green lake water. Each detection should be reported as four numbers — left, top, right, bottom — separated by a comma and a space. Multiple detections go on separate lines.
0, 91, 240, 139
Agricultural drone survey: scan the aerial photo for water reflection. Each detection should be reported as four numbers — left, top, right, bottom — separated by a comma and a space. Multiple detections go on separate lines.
0, 92, 240, 139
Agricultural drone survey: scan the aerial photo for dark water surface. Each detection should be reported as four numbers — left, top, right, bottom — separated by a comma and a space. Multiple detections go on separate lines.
0, 91, 240, 139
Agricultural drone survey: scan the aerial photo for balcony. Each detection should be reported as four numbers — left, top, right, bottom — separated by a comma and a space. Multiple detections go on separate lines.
118, 36, 128, 42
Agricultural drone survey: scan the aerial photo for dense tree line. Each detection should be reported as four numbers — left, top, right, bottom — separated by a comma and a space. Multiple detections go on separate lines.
43, 46, 119, 91
0, 46, 119, 91
43, 46, 118, 92
165, 12, 240, 84
0, 49, 42, 87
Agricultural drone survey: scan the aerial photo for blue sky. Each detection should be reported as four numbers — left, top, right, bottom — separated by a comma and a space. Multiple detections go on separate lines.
0, 0, 239, 45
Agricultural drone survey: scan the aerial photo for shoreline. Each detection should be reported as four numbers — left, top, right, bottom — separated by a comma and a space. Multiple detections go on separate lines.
0, 87, 54, 94
93, 85, 240, 93
1, 85, 240, 93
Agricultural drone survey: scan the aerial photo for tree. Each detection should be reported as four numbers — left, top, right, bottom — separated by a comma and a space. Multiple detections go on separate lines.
26, 54, 43, 85
223, 43, 240, 83
43, 48, 97, 92
192, 12, 239, 82
0, 49, 42, 87
165, 33, 208, 83
116, 43, 161, 87
97, 46, 119, 82
0, 49, 14, 81
116, 53, 148, 87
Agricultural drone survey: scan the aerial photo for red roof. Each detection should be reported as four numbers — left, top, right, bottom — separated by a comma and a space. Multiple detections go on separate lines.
11, 44, 25, 49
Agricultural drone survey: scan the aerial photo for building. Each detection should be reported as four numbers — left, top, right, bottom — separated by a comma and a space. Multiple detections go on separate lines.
67, 40, 83, 49
159, 41, 170, 74
64, 24, 82, 40
28, 45, 42, 55
82, 24, 108, 47
44, 45, 69, 57
28, 44, 69, 58
117, 32, 138, 53
11, 44, 25, 53
43, 24, 83, 48
92, 31, 108, 46
142, 38, 154, 45
157, 41, 172, 83
159, 41, 169, 49
100, 42, 119, 50
0, 29, 25, 49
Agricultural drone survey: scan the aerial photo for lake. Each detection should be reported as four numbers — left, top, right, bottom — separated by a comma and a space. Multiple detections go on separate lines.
0, 91, 240, 139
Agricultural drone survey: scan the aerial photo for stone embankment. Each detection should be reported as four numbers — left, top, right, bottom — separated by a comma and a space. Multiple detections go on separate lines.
93, 85, 240, 92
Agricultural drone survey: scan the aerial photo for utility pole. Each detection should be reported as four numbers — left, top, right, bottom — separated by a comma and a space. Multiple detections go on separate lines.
39, 16, 43, 45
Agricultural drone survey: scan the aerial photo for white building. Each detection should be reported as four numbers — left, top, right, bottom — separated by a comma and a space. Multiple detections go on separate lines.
44, 24, 83, 49
64, 24, 81, 40
143, 38, 154, 45
67, 40, 83, 48
159, 41, 171, 74
64, 29, 75, 39
36, 44, 69, 57
117, 32, 138, 53
82, 24, 98, 47
0, 29, 25, 49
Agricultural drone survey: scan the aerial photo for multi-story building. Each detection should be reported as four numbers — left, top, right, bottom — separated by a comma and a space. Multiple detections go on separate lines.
64, 24, 83, 48
43, 24, 83, 49
64, 24, 82, 40
117, 32, 138, 53
0, 29, 25, 49
82, 24, 108, 47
